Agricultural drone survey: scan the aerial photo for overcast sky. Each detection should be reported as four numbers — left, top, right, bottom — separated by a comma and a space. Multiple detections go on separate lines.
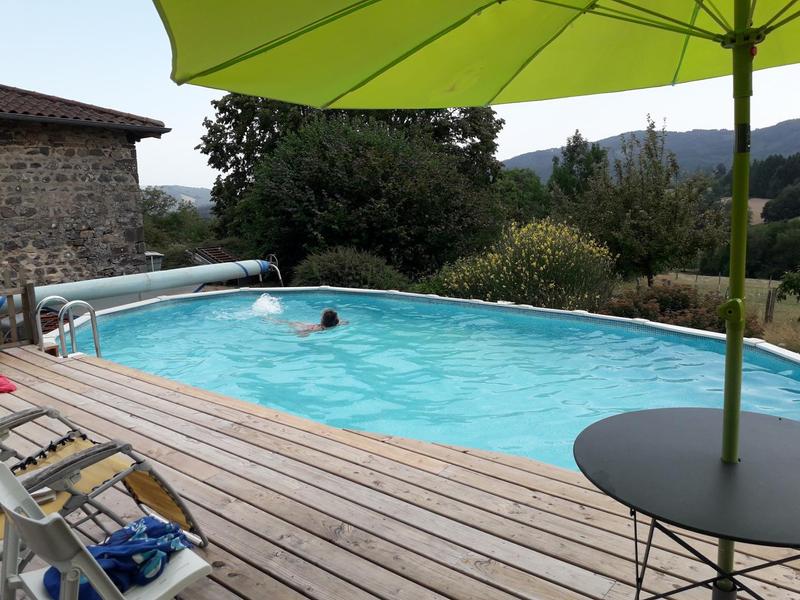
4, 1, 800, 189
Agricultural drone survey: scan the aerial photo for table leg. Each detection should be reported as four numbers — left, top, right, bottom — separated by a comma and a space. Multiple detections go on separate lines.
632, 510, 656, 600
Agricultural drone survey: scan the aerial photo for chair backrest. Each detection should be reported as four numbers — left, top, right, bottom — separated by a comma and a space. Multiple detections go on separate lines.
0, 461, 45, 519
3, 508, 83, 564
0, 465, 125, 600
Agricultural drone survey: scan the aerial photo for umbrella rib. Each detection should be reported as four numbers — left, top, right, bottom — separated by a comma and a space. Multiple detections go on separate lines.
594, 3, 721, 38
318, 0, 500, 108
174, 0, 385, 84
693, 0, 733, 33
749, 0, 758, 26
764, 6, 800, 32
487, 0, 722, 105
528, 0, 723, 41
485, 1, 593, 105
673, 4, 703, 85
763, 0, 799, 28
605, 0, 723, 37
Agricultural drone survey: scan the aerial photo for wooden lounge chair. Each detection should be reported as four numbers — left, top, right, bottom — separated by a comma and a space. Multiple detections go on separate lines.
0, 463, 211, 600
0, 407, 206, 547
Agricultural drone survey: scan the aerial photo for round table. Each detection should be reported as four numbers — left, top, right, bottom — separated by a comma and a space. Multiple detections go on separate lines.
573, 408, 800, 599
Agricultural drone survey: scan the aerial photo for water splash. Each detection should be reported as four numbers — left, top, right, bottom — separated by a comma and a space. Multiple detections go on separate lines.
252, 293, 283, 315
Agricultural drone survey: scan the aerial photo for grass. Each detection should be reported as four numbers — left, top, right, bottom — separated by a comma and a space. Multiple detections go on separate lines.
650, 272, 800, 352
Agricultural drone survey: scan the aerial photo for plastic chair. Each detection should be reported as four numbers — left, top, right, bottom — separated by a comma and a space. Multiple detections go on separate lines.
0, 464, 211, 600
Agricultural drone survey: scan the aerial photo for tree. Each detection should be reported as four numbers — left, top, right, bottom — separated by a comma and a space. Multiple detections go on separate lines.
562, 118, 724, 286
699, 219, 800, 279
140, 186, 210, 250
235, 117, 499, 276
140, 186, 178, 217
492, 168, 550, 222
548, 131, 607, 198
197, 96, 323, 234
749, 153, 800, 198
762, 183, 800, 222
777, 270, 800, 302
198, 94, 504, 234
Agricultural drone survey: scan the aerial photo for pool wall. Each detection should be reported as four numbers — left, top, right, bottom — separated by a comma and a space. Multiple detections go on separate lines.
45, 286, 800, 366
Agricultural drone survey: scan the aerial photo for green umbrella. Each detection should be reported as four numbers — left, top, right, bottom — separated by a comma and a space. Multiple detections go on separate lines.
154, 0, 800, 592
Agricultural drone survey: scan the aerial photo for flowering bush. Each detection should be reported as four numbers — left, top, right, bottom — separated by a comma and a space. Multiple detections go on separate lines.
292, 247, 409, 290
437, 220, 616, 310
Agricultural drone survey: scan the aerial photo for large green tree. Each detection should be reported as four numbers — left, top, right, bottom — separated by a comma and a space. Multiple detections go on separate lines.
198, 94, 504, 235
235, 117, 500, 276
492, 168, 550, 222
548, 130, 607, 198
762, 183, 800, 222
561, 119, 724, 285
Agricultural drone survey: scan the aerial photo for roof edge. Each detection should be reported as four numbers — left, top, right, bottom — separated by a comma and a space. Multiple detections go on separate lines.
0, 112, 171, 139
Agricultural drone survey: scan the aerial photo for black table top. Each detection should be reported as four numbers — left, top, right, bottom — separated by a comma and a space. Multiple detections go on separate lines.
573, 408, 800, 547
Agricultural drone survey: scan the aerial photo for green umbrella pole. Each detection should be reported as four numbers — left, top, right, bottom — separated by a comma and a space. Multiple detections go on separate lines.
716, 1, 754, 593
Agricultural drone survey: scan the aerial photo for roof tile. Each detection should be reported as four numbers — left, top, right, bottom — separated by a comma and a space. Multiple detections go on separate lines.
0, 84, 169, 137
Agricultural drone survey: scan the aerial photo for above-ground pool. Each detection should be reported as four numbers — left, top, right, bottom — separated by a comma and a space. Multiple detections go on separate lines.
70, 289, 800, 470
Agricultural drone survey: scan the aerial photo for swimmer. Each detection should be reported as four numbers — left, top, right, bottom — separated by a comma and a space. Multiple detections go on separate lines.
289, 309, 347, 337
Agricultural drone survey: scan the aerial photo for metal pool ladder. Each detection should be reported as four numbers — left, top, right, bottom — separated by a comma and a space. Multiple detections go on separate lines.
35, 295, 68, 352
51, 299, 102, 358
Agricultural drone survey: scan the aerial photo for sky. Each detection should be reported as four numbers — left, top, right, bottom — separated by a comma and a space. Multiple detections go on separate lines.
4, 2, 800, 189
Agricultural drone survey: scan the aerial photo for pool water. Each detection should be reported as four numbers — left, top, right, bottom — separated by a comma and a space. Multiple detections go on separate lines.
74, 291, 800, 470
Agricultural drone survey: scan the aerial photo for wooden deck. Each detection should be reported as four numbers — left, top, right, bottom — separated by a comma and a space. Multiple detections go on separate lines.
0, 345, 798, 600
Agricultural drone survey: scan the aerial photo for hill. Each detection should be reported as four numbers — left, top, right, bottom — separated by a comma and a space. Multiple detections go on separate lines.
157, 185, 213, 218
504, 119, 800, 180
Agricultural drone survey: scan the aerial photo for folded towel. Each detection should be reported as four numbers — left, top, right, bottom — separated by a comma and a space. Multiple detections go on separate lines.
0, 376, 16, 393
44, 516, 192, 600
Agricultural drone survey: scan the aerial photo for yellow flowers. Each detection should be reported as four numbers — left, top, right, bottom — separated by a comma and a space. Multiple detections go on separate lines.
438, 220, 616, 311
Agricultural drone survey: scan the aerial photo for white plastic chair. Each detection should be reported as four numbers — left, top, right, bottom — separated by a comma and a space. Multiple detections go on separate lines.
0, 464, 211, 600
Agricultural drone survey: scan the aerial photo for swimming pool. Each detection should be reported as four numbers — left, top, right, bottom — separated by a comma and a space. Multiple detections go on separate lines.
69, 289, 800, 470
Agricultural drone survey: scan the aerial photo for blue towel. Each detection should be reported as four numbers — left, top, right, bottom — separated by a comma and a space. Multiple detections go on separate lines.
44, 516, 191, 600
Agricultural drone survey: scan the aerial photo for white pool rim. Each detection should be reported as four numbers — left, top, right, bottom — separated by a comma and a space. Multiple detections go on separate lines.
44, 286, 800, 366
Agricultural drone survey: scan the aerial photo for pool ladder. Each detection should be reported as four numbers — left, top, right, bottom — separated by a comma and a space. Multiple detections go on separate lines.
36, 296, 102, 358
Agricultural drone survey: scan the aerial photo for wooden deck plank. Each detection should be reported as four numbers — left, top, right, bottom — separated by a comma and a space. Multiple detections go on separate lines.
1, 347, 799, 600
0, 402, 310, 600
14, 356, 800, 599
5, 349, 797, 599
0, 355, 682, 599
70, 348, 797, 569
355, 430, 800, 564
3, 358, 743, 596
8, 350, 800, 591
1, 360, 592, 600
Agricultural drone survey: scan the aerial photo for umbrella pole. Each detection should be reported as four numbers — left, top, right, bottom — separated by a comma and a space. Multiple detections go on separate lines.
715, 1, 754, 595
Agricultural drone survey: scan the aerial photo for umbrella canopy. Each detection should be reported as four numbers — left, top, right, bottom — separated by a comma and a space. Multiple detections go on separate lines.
154, 1, 800, 594
154, 1, 799, 109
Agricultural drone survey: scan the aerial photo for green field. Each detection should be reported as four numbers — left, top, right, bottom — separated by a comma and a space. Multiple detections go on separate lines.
652, 273, 800, 352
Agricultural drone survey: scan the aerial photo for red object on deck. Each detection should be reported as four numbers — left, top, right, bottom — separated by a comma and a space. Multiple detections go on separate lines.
0, 376, 16, 393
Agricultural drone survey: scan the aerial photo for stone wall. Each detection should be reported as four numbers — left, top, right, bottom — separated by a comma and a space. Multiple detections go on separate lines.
0, 121, 145, 286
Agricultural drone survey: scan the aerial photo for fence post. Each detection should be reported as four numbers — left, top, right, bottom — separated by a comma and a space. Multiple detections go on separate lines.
21, 282, 37, 345
764, 288, 777, 324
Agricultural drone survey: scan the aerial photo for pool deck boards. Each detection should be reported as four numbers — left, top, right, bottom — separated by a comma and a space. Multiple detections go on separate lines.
0, 344, 798, 600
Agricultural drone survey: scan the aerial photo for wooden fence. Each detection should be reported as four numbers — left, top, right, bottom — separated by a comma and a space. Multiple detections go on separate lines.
1, 271, 37, 349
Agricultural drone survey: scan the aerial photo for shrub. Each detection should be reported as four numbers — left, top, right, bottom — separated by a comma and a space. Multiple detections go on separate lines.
777, 270, 800, 303
436, 220, 616, 310
292, 247, 409, 290
602, 284, 764, 337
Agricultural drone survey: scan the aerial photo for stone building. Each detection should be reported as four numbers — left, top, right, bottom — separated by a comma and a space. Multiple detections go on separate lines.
0, 84, 169, 285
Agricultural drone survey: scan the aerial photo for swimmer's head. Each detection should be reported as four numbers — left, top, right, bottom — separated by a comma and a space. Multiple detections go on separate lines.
320, 309, 340, 328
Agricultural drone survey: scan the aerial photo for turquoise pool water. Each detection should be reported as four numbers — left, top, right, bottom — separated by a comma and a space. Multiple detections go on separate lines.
73, 290, 800, 470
